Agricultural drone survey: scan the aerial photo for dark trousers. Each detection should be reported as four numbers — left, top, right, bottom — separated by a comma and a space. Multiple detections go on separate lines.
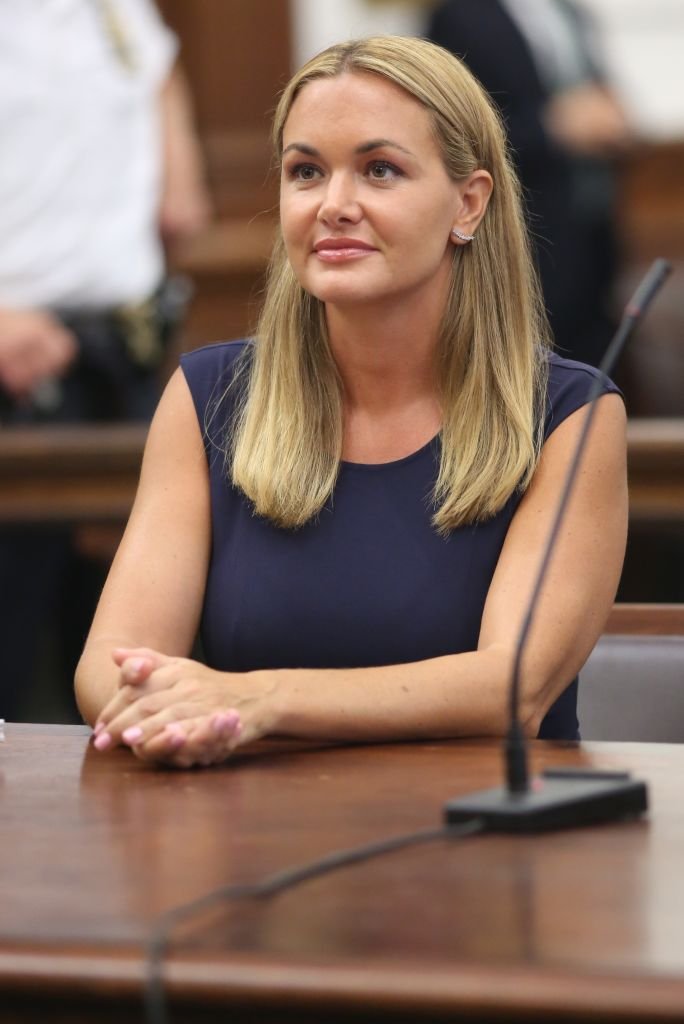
0, 347, 160, 722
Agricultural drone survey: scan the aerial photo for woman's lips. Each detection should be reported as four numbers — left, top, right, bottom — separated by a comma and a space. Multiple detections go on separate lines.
313, 239, 377, 262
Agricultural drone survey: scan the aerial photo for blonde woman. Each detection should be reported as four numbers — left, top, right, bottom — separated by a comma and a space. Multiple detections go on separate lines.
77, 37, 627, 767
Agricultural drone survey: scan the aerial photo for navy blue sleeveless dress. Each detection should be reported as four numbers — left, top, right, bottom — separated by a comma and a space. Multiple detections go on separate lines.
180, 341, 621, 740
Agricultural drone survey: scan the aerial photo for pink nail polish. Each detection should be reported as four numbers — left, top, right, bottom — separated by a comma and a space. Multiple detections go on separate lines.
93, 732, 112, 751
125, 658, 147, 678
93, 722, 105, 736
168, 731, 185, 749
165, 725, 185, 748
212, 711, 239, 734
122, 726, 143, 744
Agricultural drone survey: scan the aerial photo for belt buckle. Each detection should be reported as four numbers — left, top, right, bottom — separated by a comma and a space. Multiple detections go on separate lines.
116, 297, 161, 368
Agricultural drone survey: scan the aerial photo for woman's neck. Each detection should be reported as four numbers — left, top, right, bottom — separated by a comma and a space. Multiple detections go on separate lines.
326, 296, 442, 414
326, 296, 445, 463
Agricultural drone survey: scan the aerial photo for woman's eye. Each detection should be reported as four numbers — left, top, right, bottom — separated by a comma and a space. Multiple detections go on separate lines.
289, 163, 320, 182
367, 161, 402, 181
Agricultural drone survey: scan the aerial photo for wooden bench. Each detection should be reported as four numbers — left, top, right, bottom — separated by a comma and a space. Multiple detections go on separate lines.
0, 423, 146, 525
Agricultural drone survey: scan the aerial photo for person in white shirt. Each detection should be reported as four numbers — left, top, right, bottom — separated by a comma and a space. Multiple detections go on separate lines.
0, 0, 209, 416
0, 0, 210, 721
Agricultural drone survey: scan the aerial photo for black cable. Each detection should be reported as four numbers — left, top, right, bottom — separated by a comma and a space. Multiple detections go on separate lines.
144, 817, 484, 1024
506, 257, 672, 793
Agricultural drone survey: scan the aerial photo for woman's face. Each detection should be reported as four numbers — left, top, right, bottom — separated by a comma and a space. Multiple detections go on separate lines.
280, 71, 479, 315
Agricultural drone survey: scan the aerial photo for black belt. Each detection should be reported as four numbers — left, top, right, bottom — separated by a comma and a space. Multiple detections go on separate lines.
55, 275, 193, 370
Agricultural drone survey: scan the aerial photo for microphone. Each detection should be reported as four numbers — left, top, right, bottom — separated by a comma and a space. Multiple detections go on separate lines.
445, 258, 672, 832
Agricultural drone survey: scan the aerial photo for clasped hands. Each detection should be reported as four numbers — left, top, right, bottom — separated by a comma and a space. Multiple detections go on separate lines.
93, 648, 277, 767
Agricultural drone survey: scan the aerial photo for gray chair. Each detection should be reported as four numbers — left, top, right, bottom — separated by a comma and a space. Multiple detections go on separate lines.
578, 604, 684, 742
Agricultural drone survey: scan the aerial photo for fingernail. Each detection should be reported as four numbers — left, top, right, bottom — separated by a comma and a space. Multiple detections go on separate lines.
93, 722, 105, 736
164, 724, 185, 748
122, 726, 143, 745
127, 658, 147, 675
212, 710, 240, 734
93, 732, 112, 751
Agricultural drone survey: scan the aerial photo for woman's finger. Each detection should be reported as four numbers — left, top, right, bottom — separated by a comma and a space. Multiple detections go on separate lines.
134, 710, 243, 766
94, 657, 186, 736
118, 701, 238, 750
112, 646, 171, 667
94, 671, 186, 748
112, 647, 172, 687
105, 696, 195, 748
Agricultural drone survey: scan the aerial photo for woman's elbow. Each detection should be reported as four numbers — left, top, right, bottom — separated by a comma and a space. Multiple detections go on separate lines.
518, 666, 572, 739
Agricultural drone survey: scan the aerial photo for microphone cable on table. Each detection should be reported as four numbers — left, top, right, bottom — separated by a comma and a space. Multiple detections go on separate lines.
144, 816, 485, 1024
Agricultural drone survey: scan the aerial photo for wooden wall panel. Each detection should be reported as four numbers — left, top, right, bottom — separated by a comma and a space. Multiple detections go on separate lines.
155, 1, 291, 350
617, 142, 684, 264
614, 142, 684, 418
157, 0, 291, 218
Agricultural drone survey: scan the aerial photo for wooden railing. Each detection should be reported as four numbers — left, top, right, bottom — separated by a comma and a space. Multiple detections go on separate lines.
605, 602, 684, 634
0, 423, 146, 525
0, 418, 683, 526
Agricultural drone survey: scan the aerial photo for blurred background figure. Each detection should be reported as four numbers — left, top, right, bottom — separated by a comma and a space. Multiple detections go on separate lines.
427, 0, 632, 367
0, 0, 210, 721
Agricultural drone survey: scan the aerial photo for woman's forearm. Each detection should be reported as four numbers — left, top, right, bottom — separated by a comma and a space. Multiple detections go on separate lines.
267, 644, 530, 742
91, 641, 548, 769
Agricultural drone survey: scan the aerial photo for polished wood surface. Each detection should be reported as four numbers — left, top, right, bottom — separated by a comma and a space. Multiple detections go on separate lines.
1, 725, 684, 1022
1, 418, 683, 526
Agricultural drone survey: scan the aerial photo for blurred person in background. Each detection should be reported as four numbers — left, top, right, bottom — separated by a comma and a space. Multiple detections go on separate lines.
0, 0, 210, 722
427, 0, 632, 367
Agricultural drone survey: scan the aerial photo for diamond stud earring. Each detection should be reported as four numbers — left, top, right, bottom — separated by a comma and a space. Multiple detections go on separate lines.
451, 228, 475, 242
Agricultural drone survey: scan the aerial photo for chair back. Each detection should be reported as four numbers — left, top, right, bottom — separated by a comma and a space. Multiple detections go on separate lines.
579, 604, 684, 742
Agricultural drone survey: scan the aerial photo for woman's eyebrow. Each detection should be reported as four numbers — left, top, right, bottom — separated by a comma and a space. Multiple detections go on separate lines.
282, 142, 319, 157
355, 138, 415, 156
282, 139, 415, 158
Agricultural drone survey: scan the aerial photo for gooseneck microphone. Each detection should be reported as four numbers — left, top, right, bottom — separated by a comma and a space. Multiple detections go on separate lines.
445, 258, 672, 832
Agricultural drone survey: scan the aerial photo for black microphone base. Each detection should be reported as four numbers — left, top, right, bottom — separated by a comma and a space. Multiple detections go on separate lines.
444, 768, 648, 833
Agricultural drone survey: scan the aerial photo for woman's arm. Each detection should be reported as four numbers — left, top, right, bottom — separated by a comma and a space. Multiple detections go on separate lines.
74, 367, 211, 724
477, 392, 628, 733
93, 393, 626, 764
267, 394, 628, 742
157, 64, 212, 247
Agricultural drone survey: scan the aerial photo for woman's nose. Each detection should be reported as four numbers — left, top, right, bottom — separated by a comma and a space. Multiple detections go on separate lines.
317, 172, 362, 225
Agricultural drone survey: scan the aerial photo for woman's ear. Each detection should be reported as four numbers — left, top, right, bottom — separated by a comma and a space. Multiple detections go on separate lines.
450, 169, 493, 244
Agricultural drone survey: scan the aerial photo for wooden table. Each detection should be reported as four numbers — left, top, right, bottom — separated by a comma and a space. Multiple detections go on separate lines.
1, 418, 683, 527
2, 725, 684, 1022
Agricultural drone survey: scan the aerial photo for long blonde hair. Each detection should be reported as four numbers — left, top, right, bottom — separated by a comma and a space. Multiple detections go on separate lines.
229, 35, 550, 532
